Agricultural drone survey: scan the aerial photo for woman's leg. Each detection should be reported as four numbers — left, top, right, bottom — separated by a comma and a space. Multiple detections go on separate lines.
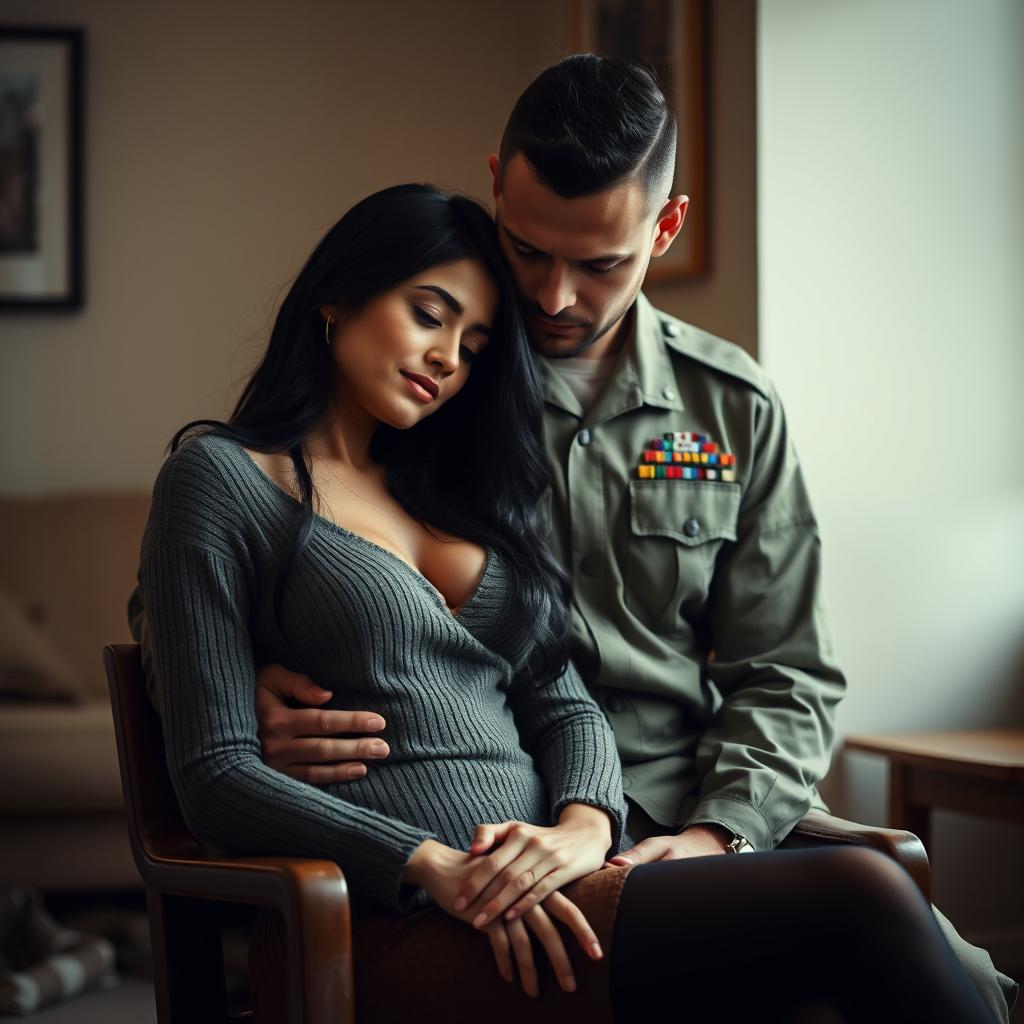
609, 846, 995, 1023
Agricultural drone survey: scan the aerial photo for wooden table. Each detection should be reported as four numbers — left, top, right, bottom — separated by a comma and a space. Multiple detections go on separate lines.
843, 728, 1024, 852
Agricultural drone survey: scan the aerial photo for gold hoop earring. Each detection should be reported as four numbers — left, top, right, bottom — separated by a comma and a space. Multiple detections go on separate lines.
325, 315, 335, 346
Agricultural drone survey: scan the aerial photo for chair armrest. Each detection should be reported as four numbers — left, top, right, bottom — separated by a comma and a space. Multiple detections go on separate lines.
145, 837, 352, 1024
780, 811, 932, 903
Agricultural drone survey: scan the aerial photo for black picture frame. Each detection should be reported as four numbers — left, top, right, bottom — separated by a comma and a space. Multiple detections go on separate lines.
0, 26, 84, 311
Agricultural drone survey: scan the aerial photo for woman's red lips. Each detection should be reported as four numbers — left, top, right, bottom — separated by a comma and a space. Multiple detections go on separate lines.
400, 370, 439, 401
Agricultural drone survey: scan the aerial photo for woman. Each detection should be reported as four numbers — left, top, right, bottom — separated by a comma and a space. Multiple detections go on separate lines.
138, 183, 629, 1013
136, 184, 995, 1023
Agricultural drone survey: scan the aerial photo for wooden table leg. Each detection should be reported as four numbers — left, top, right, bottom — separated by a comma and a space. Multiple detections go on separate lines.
888, 762, 932, 853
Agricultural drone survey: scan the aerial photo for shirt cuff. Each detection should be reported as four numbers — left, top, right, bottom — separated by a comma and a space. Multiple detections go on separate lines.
683, 795, 773, 852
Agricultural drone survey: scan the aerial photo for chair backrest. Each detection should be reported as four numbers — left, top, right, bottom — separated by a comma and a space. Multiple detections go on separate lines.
104, 643, 202, 877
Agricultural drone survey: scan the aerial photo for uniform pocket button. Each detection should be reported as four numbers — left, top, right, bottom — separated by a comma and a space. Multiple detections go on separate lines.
579, 554, 599, 577
577, 429, 592, 447
607, 694, 626, 713
683, 517, 702, 538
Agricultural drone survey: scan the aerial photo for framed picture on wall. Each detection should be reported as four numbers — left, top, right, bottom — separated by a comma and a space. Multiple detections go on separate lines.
569, 0, 708, 280
0, 26, 84, 310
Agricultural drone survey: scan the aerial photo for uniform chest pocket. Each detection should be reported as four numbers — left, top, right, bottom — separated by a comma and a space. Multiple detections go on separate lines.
626, 480, 741, 635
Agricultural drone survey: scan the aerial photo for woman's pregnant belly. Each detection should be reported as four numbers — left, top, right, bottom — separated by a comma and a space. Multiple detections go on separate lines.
325, 755, 551, 853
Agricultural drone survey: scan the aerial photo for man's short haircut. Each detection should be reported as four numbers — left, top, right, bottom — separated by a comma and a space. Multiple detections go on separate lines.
498, 54, 678, 206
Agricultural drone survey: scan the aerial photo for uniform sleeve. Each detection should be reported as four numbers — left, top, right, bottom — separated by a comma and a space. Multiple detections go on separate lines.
139, 448, 435, 915
506, 661, 625, 854
688, 386, 846, 850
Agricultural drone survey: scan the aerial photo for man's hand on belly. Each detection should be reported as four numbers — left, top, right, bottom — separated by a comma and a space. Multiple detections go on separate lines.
255, 663, 390, 784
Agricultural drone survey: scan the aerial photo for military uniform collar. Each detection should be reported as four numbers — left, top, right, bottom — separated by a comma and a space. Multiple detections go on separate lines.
632, 292, 686, 412
537, 292, 685, 424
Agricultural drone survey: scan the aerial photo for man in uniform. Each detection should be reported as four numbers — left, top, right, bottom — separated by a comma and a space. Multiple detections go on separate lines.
132, 55, 1017, 1019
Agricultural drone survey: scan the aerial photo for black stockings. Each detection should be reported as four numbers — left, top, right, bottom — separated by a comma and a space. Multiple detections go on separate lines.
609, 846, 992, 1023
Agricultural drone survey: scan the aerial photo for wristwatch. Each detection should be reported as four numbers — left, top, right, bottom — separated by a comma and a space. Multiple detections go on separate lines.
722, 829, 754, 854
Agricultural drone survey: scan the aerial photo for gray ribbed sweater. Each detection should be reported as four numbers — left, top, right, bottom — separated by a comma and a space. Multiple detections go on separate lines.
136, 434, 625, 916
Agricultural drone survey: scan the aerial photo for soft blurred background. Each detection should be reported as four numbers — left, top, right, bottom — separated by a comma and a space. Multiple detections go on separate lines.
0, 0, 1020, 1019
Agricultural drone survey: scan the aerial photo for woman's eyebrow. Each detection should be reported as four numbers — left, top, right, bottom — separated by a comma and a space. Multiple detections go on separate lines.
415, 284, 463, 315
414, 285, 491, 337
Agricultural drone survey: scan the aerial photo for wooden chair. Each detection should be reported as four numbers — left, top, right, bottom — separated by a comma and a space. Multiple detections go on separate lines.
104, 643, 353, 1024
104, 641, 931, 1023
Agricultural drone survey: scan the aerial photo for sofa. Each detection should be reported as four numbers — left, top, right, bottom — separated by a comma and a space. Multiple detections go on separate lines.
0, 493, 151, 890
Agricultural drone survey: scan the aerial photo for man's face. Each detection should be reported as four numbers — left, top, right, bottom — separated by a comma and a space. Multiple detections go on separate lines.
491, 153, 682, 359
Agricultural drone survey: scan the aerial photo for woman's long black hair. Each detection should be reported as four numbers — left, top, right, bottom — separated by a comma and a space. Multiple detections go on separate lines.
172, 184, 571, 685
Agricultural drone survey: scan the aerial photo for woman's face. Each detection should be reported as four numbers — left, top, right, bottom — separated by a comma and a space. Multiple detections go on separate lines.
325, 258, 497, 430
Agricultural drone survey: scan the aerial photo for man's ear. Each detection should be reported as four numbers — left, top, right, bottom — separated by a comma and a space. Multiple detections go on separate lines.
487, 154, 501, 202
651, 195, 689, 258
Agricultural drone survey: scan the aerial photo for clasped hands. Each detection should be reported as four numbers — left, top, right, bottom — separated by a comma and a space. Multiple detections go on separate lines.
405, 806, 611, 997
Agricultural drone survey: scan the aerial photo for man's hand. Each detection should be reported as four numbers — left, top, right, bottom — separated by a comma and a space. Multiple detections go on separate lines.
607, 823, 732, 867
255, 664, 390, 784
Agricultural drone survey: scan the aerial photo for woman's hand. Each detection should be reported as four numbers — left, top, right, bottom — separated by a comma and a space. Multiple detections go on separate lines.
452, 803, 614, 929
484, 893, 601, 997
405, 839, 603, 996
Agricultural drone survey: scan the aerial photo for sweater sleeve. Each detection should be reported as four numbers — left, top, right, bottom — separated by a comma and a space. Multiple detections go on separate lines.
139, 445, 435, 915
506, 660, 625, 854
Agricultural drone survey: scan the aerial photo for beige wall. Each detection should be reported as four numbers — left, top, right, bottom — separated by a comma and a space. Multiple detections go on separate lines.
0, 0, 757, 495
759, 0, 1024, 959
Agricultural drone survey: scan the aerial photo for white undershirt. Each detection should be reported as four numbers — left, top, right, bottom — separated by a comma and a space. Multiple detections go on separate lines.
544, 353, 620, 414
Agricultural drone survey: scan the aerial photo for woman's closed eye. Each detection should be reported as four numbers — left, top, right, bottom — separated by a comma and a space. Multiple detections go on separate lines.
413, 304, 443, 328
414, 304, 482, 364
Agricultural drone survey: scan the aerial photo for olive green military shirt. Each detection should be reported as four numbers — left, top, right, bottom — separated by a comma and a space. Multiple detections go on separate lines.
539, 293, 845, 851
